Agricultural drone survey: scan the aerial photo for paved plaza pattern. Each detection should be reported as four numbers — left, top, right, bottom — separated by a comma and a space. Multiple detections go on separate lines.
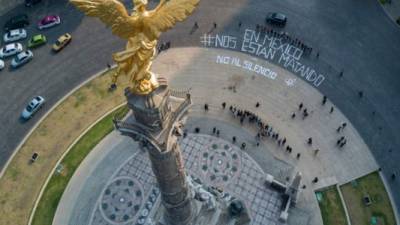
88, 134, 289, 225
195, 137, 242, 186
98, 177, 146, 223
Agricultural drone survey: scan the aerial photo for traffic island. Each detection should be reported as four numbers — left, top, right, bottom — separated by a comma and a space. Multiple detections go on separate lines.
32, 104, 128, 225
0, 68, 129, 225
316, 186, 348, 225
340, 172, 396, 225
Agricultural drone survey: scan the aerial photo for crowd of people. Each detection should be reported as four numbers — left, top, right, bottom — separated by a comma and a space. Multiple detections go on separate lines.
200, 98, 349, 159
224, 102, 298, 155
184, 94, 400, 184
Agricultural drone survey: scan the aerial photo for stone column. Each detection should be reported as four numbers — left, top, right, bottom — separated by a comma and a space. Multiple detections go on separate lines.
144, 136, 193, 225
119, 86, 193, 225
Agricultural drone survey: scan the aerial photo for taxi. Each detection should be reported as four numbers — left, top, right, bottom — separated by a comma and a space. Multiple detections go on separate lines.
52, 33, 72, 52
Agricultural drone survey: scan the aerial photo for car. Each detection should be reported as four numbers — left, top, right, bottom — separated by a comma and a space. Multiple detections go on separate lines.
11, 50, 33, 68
0, 43, 23, 58
4, 14, 29, 31
0, 59, 4, 70
21, 96, 45, 120
52, 33, 72, 52
28, 34, 47, 48
266, 12, 287, 27
3, 29, 27, 43
25, 0, 42, 7
38, 15, 61, 30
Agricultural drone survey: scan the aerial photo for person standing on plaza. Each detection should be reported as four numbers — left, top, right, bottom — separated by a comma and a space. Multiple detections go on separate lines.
339, 139, 346, 148
336, 126, 342, 133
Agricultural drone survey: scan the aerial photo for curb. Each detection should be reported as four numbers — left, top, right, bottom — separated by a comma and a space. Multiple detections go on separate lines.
27, 102, 126, 225
379, 171, 400, 224
336, 184, 352, 225
376, 0, 400, 28
0, 66, 114, 179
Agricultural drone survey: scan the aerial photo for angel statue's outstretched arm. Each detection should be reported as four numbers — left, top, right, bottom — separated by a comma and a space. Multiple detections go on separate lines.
70, 0, 137, 40
146, 0, 200, 37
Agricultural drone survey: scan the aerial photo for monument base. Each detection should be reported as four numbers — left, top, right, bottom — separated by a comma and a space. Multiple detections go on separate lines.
148, 176, 251, 225
115, 83, 251, 225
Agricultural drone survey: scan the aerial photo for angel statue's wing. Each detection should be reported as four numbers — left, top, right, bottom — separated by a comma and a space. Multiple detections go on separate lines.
146, 0, 200, 37
70, 0, 136, 39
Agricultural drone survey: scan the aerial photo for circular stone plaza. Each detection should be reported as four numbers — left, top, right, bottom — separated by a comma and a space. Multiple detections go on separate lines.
0, 1, 399, 225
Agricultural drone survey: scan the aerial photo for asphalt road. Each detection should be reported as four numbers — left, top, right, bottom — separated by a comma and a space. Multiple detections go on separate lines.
0, 0, 399, 213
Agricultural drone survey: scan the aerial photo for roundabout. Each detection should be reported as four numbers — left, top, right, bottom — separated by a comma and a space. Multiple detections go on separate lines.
0, 0, 399, 225
52, 47, 389, 225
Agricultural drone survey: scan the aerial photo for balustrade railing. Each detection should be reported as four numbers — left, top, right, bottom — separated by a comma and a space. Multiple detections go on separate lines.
113, 90, 191, 147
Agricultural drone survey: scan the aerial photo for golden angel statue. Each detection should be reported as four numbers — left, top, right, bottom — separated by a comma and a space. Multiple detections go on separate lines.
70, 0, 200, 94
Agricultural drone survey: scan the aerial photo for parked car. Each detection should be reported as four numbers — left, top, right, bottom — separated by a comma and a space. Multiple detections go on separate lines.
25, 0, 42, 7
21, 96, 45, 120
38, 15, 61, 30
4, 14, 29, 31
52, 33, 72, 52
11, 50, 33, 68
3, 29, 27, 43
0, 59, 4, 70
0, 43, 23, 58
28, 34, 46, 48
266, 12, 287, 27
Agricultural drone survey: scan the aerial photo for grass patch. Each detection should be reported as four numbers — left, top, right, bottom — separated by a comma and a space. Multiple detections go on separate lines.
73, 91, 87, 108
340, 172, 396, 225
316, 186, 348, 225
0, 68, 130, 225
32, 105, 128, 225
